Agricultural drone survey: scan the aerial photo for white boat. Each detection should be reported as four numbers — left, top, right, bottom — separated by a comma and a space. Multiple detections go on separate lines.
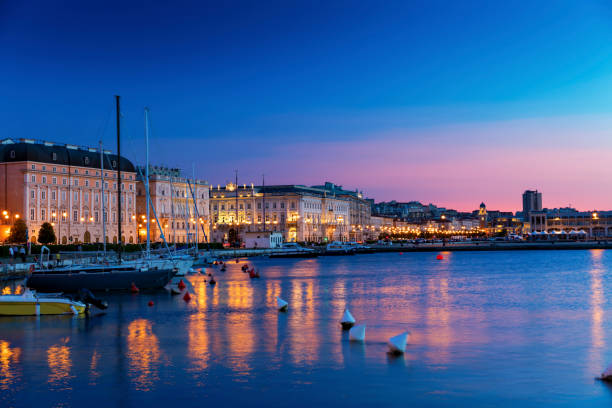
0, 289, 87, 316
277, 296, 288, 312
269, 243, 318, 258
349, 324, 366, 341
340, 308, 355, 330
388, 332, 410, 354
325, 241, 355, 255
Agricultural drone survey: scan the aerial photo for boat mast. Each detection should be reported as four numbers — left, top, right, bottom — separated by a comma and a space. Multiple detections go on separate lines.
183, 176, 189, 247
144, 108, 151, 259
193, 163, 198, 251
100, 141, 106, 255
115, 95, 122, 261
169, 174, 176, 246
262, 174, 266, 233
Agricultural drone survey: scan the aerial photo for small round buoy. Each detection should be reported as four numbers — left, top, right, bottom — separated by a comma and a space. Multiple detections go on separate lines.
130, 282, 139, 293
183, 292, 191, 302
436, 254, 443, 260
178, 279, 186, 290
399, 252, 403, 255
148, 300, 154, 307
209, 278, 216, 285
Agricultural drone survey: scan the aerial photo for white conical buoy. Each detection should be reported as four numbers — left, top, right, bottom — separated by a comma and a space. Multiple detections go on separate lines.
340, 308, 356, 330
600, 363, 612, 381
277, 297, 288, 312
388, 331, 410, 354
349, 324, 366, 342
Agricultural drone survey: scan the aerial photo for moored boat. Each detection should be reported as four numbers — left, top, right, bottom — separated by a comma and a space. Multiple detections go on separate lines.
27, 266, 174, 293
0, 289, 87, 316
323, 241, 355, 256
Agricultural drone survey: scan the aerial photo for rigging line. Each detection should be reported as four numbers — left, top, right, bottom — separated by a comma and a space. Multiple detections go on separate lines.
95, 100, 114, 145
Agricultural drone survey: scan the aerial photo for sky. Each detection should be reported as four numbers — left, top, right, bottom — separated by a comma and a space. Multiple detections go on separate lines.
2, 0, 612, 211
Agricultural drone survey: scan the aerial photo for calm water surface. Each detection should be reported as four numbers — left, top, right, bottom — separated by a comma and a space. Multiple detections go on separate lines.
2, 250, 612, 407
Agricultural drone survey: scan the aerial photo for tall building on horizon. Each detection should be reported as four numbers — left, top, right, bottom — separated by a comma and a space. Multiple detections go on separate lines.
522, 190, 542, 215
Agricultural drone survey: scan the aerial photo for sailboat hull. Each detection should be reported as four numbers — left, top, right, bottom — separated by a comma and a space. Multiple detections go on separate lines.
27, 269, 174, 293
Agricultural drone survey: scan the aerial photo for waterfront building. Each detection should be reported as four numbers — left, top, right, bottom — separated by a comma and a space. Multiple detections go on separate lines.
311, 182, 371, 242
0, 138, 137, 244
530, 208, 612, 239
135, 166, 210, 244
209, 183, 353, 244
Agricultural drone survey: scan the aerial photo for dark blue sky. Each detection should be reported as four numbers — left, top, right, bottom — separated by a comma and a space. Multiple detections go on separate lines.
3, 1, 612, 210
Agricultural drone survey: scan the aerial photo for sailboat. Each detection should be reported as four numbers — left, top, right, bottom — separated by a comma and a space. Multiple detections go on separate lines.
27, 98, 175, 293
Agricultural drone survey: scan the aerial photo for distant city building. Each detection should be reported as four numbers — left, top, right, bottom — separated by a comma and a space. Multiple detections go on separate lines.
0, 138, 137, 244
522, 190, 542, 216
209, 182, 368, 244
135, 165, 210, 244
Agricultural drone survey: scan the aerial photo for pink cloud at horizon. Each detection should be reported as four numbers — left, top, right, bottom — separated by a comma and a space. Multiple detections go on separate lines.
200, 115, 612, 212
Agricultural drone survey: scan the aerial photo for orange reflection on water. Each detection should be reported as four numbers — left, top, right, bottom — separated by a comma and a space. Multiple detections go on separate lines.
289, 279, 319, 366
126, 319, 161, 391
227, 281, 253, 310
89, 350, 100, 385
47, 338, 72, 390
424, 276, 453, 365
588, 250, 605, 375
188, 313, 210, 374
0, 340, 21, 390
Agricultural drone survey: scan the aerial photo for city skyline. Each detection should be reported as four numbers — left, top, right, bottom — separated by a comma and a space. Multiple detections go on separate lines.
3, 1, 612, 211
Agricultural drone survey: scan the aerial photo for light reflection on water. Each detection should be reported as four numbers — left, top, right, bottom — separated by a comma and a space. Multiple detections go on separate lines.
1, 251, 612, 407
47, 338, 72, 391
126, 319, 161, 391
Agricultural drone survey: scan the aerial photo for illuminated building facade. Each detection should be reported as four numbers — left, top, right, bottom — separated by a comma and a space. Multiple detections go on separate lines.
0, 138, 137, 244
209, 183, 352, 244
135, 166, 210, 244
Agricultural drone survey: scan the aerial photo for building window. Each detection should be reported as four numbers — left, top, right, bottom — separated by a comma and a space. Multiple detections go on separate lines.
31, 164, 35, 170
239, 204, 243, 210
73, 211, 78, 222
95, 194, 99, 203
61, 212, 66, 222
85, 180, 89, 187
10, 150, 15, 158
52, 177, 57, 184
62, 191, 66, 201
280, 202, 284, 209
42, 176, 46, 184
291, 202, 296, 209
84, 157, 89, 165
30, 190, 34, 199
52, 167, 56, 172
52, 153, 57, 161
41, 191, 46, 200
258, 215, 262, 223
95, 211, 99, 223
112, 160, 117, 168
30, 208, 35, 220
41, 209, 46, 220
51, 191, 56, 200
74, 179, 79, 186
31, 175, 35, 182
258, 203, 262, 209
130, 184, 133, 191
221, 205, 225, 210
96, 181, 99, 188
84, 192, 89, 201
265, 203, 269, 209
74, 169, 78, 174
62, 168, 66, 173
62, 178, 67, 185
247, 203, 251, 209
74, 192, 79, 201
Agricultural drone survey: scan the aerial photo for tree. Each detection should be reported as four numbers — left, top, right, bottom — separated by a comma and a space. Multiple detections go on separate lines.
7, 219, 27, 243
38, 222, 56, 245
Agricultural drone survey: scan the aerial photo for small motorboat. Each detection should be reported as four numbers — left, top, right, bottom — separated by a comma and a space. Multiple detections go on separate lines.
0, 289, 87, 316
249, 269, 260, 279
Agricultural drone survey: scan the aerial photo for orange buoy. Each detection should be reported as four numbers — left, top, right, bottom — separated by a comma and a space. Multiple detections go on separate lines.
183, 292, 191, 302
148, 300, 154, 307
178, 279, 186, 290
436, 254, 444, 260
130, 282, 139, 293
